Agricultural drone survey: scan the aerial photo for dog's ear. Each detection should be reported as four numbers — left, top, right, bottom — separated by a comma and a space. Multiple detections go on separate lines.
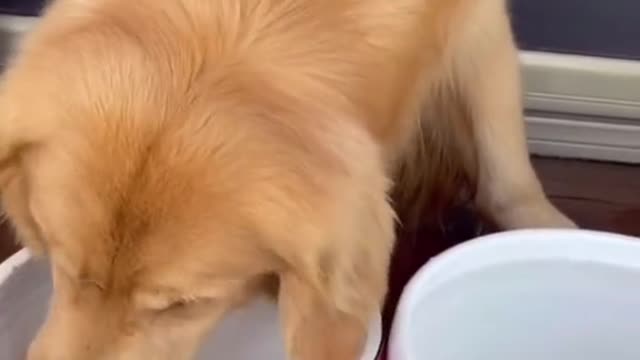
276, 166, 395, 360
0, 87, 53, 255
0, 82, 40, 164
0, 73, 59, 179
0, 98, 21, 182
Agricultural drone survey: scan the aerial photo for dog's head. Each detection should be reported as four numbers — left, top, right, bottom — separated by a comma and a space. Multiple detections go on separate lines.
0, 29, 283, 360
0, 3, 392, 359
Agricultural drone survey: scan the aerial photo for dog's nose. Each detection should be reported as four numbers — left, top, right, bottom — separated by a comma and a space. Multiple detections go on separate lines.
25, 340, 49, 360
25, 346, 40, 360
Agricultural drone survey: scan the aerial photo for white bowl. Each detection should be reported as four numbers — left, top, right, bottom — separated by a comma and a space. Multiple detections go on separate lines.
388, 229, 640, 360
0, 250, 382, 360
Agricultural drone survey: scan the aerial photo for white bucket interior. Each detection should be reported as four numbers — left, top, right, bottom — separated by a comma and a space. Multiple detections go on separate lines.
0, 250, 381, 360
389, 229, 640, 360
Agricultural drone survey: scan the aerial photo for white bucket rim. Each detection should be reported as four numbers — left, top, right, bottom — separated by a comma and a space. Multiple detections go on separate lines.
0, 248, 383, 360
388, 228, 640, 360
0, 248, 31, 285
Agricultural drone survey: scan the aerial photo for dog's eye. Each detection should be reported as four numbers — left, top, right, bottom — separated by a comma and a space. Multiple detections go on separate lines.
152, 298, 215, 320
161, 300, 189, 313
79, 278, 105, 291
135, 290, 214, 316
135, 293, 192, 313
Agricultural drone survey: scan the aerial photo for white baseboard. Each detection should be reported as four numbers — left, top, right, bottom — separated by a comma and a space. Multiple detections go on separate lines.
526, 115, 640, 163
521, 51, 640, 164
0, 14, 35, 63
0, 16, 638, 163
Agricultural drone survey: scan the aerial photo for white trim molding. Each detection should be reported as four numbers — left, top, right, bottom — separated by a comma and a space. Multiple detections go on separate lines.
0, 14, 36, 63
526, 115, 640, 163
0, 16, 638, 163
521, 51, 640, 164
0, 14, 36, 35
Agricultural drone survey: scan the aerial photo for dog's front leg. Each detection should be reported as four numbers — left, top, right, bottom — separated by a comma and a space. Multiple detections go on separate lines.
276, 152, 395, 360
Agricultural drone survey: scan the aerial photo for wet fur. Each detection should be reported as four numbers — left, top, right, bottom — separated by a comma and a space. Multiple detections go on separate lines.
0, 1, 574, 359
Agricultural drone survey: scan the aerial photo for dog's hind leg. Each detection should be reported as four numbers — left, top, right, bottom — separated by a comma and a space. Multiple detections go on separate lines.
450, 2, 575, 229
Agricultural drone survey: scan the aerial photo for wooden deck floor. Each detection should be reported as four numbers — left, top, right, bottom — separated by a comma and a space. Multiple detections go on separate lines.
535, 157, 640, 236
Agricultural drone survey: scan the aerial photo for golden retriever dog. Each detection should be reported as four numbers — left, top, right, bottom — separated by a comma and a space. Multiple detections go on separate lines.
0, 0, 575, 359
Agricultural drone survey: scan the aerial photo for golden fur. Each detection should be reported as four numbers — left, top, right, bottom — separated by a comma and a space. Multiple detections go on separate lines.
0, 0, 574, 359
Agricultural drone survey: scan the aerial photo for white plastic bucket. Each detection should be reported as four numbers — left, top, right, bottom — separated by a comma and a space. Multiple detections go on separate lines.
388, 229, 640, 360
0, 249, 382, 360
